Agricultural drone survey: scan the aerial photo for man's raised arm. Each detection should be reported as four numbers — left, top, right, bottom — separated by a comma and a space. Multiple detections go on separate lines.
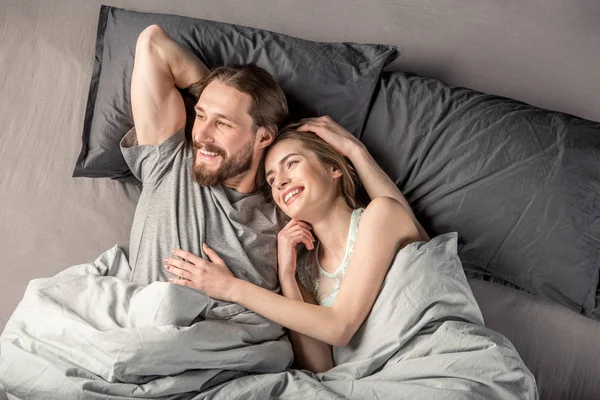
131, 25, 210, 146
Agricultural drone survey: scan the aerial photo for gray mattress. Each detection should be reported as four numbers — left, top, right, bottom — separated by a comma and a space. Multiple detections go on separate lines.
1, 1, 600, 399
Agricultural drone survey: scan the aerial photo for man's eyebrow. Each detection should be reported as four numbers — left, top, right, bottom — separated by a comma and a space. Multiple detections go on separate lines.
265, 153, 302, 179
194, 106, 240, 125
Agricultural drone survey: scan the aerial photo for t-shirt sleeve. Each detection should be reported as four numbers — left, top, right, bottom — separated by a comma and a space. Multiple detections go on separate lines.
120, 127, 189, 184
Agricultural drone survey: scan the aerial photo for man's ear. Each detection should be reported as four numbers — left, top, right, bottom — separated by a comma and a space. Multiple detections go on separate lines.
255, 126, 276, 149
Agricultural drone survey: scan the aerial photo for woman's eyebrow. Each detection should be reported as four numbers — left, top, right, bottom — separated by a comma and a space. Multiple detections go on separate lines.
265, 153, 302, 178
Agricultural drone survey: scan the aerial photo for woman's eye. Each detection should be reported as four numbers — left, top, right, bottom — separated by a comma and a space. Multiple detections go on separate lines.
287, 160, 298, 168
196, 114, 205, 119
268, 178, 275, 186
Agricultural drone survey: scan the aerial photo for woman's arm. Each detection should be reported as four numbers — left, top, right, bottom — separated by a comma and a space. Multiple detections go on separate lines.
279, 271, 334, 373
297, 116, 430, 240
166, 197, 423, 347
231, 197, 422, 346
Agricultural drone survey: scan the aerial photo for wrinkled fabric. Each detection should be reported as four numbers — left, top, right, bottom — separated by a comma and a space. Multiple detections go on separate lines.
361, 72, 600, 318
0, 246, 294, 399
74, 5, 397, 180
1, 235, 537, 399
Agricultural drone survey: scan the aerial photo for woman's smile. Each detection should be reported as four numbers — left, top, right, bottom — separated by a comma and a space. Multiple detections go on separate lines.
282, 186, 304, 205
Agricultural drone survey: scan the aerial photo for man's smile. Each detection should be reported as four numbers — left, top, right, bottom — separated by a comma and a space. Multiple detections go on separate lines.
197, 148, 221, 161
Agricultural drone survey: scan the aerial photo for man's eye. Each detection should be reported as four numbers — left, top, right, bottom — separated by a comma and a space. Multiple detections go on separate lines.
196, 114, 205, 119
216, 121, 232, 128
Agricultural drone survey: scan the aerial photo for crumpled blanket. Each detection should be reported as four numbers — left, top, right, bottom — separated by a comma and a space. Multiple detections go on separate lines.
0, 246, 294, 399
0, 234, 538, 399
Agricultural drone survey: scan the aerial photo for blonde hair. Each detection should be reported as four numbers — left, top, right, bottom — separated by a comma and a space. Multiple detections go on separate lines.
262, 123, 360, 209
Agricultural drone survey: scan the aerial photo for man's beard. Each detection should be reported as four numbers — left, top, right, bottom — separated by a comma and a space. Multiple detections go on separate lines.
192, 138, 254, 186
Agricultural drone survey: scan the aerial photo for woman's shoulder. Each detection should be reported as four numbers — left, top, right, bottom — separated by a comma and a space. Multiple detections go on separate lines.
360, 197, 422, 245
362, 196, 406, 219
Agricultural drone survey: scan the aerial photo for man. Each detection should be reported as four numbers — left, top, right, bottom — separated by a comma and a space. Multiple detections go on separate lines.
122, 24, 288, 300
124, 24, 426, 307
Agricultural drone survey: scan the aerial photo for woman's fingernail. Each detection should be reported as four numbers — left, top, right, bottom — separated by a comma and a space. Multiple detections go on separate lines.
171, 249, 176, 254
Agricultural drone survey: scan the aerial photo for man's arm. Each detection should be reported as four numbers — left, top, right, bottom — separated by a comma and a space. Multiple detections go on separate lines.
297, 116, 430, 240
131, 25, 210, 146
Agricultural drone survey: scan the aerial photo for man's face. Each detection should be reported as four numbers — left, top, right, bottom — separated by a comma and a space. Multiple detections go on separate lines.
191, 80, 258, 186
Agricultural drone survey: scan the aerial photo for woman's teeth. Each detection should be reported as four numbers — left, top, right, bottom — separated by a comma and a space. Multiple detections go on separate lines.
284, 188, 303, 204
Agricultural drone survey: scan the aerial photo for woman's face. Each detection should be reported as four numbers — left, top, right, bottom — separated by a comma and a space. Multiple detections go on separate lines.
264, 138, 341, 221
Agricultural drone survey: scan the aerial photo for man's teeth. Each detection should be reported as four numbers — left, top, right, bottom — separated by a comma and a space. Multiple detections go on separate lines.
284, 188, 302, 204
200, 149, 219, 157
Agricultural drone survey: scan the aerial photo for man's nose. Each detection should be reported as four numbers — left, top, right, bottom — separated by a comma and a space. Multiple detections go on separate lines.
193, 121, 215, 143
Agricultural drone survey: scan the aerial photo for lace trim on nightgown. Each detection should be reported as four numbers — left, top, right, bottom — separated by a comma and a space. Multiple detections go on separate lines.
297, 208, 364, 307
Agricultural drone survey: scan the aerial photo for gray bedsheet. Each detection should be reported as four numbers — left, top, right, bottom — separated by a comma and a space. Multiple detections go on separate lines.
0, 234, 537, 399
0, 246, 293, 398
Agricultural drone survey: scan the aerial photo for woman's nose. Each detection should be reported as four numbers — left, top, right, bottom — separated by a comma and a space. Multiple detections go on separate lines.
276, 176, 290, 190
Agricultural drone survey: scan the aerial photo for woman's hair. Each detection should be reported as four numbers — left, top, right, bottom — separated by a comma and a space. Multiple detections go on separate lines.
191, 65, 288, 134
262, 123, 360, 209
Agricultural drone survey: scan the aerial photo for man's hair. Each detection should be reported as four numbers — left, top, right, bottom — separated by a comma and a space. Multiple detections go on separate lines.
192, 65, 288, 134
263, 124, 360, 209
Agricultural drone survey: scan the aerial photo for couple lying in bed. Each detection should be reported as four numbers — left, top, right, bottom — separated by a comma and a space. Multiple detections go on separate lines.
122, 25, 537, 397
132, 23, 433, 368
0, 23, 537, 399
0, 24, 525, 399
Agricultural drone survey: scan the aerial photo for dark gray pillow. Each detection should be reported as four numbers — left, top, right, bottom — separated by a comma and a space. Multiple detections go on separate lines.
361, 71, 600, 319
74, 5, 397, 180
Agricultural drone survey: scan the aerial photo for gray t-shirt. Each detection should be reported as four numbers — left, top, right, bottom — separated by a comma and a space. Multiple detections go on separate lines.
120, 128, 279, 316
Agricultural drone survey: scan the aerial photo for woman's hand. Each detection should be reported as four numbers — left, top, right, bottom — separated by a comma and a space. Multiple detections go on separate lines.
278, 219, 315, 279
164, 243, 236, 301
296, 115, 365, 158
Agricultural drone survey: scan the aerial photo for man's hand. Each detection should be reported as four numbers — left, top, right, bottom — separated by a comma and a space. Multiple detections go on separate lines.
277, 219, 315, 279
296, 116, 365, 158
164, 244, 236, 301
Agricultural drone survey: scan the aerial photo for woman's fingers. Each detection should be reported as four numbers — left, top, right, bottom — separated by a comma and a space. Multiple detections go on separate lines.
202, 243, 224, 266
283, 218, 312, 231
284, 220, 314, 236
163, 257, 193, 280
278, 219, 316, 251
302, 233, 315, 250
283, 225, 315, 243
164, 249, 207, 281
280, 223, 314, 246
285, 227, 315, 250
171, 248, 203, 264
171, 278, 192, 287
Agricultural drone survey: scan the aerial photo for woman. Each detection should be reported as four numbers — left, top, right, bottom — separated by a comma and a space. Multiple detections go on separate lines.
164, 119, 430, 372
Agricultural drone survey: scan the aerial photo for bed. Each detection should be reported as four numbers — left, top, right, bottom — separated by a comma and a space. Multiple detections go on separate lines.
1, 1, 599, 399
